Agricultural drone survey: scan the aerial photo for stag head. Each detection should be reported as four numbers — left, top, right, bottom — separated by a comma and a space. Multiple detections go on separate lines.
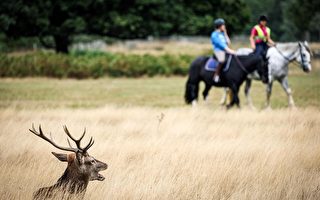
29, 124, 108, 182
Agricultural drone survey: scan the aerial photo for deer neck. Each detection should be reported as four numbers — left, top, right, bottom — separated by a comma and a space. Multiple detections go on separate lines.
55, 166, 90, 193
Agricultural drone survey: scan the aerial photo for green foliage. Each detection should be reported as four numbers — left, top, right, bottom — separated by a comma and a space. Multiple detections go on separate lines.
0, 52, 193, 78
287, 0, 320, 41
245, 0, 319, 41
0, 0, 251, 53
244, 0, 284, 40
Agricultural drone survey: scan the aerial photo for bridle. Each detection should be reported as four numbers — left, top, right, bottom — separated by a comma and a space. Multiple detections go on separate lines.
274, 42, 310, 70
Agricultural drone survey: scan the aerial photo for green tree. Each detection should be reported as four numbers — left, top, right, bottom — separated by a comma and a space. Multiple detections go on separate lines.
287, 0, 320, 41
0, 0, 106, 53
0, 0, 251, 53
245, 0, 320, 41
244, 0, 286, 40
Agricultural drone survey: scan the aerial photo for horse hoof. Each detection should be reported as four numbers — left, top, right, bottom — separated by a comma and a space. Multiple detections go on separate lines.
288, 102, 296, 108
264, 106, 272, 111
289, 105, 297, 110
248, 105, 256, 110
192, 100, 197, 107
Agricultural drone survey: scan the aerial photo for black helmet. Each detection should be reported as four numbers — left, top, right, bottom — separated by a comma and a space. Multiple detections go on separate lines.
214, 18, 225, 28
258, 15, 268, 22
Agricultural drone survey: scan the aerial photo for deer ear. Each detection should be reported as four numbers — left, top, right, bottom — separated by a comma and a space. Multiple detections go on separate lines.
52, 152, 68, 162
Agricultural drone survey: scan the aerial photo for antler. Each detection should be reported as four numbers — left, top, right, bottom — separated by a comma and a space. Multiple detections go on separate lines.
63, 125, 94, 152
29, 124, 94, 153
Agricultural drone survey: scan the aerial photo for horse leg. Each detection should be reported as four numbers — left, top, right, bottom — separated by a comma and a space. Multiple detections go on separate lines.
279, 77, 295, 107
265, 81, 273, 109
244, 79, 255, 109
219, 88, 229, 105
227, 85, 240, 109
202, 82, 212, 102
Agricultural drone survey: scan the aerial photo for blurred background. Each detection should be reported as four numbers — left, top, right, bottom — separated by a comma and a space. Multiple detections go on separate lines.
0, 0, 319, 54
0, 0, 319, 109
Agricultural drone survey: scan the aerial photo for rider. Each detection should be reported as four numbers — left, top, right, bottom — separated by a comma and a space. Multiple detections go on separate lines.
249, 15, 275, 83
211, 18, 236, 83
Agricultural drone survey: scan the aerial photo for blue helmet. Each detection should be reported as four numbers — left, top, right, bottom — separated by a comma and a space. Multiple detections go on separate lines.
214, 18, 225, 28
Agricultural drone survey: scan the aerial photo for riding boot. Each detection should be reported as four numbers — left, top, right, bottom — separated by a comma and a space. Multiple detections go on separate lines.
213, 62, 223, 82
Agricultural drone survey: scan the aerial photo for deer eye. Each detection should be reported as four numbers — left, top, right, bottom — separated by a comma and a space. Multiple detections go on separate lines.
85, 160, 94, 165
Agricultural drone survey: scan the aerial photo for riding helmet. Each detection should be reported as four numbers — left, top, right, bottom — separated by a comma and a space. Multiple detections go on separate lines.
214, 18, 225, 28
259, 15, 268, 22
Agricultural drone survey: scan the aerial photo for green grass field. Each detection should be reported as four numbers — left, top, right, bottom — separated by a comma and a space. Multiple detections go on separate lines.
0, 67, 319, 110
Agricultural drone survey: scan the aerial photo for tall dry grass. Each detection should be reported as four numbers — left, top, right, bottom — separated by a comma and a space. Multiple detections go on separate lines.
0, 106, 320, 199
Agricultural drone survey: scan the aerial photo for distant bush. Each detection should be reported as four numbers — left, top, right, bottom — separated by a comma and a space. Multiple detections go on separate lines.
0, 35, 43, 53
0, 51, 193, 78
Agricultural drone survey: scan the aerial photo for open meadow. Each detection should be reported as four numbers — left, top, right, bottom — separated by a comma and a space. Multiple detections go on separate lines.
0, 43, 320, 199
1, 106, 320, 199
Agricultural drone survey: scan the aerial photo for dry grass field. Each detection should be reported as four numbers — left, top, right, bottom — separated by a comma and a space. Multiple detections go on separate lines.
0, 106, 320, 199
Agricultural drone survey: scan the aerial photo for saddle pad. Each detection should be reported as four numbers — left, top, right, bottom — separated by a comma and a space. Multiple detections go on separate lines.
205, 55, 232, 72
204, 57, 219, 71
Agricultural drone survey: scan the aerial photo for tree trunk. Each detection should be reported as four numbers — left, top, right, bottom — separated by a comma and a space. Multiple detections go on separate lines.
54, 35, 70, 54
304, 31, 310, 42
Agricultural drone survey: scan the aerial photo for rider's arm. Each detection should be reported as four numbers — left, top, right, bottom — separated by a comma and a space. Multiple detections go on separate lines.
225, 33, 231, 45
250, 28, 256, 49
225, 47, 236, 54
223, 27, 231, 45
212, 33, 225, 50
267, 35, 275, 46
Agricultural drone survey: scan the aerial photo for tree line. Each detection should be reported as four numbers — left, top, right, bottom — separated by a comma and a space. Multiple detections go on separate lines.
0, 0, 319, 53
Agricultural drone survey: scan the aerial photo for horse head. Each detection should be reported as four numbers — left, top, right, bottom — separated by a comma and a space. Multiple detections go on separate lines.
297, 41, 312, 73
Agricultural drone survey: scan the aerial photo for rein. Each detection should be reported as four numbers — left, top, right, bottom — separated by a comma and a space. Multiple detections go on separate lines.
274, 46, 296, 62
233, 55, 249, 74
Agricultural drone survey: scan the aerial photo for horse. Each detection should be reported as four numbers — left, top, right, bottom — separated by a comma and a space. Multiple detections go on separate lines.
184, 53, 264, 109
221, 41, 312, 108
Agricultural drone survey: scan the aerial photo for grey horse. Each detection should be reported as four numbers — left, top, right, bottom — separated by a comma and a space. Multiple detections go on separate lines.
221, 41, 312, 108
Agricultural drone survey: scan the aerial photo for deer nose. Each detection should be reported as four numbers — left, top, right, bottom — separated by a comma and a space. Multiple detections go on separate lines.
99, 163, 108, 171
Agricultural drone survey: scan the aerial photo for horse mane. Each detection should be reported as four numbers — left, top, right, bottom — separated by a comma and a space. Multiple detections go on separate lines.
275, 42, 299, 51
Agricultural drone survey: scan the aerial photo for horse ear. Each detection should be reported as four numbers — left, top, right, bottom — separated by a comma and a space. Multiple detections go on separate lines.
304, 41, 309, 46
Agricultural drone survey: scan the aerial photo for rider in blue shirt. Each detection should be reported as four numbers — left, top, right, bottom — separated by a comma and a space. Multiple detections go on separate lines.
211, 18, 236, 82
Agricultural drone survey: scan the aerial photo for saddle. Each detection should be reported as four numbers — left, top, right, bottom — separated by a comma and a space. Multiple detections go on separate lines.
205, 55, 232, 72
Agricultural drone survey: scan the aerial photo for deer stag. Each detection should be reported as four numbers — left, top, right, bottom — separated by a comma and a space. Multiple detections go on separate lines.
29, 124, 108, 200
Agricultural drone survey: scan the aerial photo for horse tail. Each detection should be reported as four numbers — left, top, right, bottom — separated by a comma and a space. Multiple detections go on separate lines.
184, 56, 206, 104
185, 78, 199, 104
